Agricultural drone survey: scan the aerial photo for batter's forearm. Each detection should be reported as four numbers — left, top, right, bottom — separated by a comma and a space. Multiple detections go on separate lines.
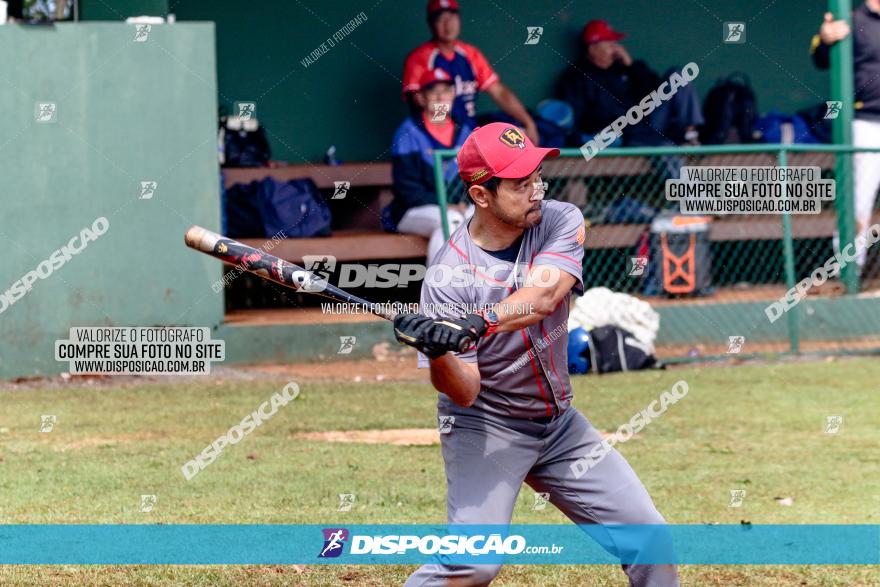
492, 289, 555, 332
429, 354, 481, 407
490, 272, 577, 333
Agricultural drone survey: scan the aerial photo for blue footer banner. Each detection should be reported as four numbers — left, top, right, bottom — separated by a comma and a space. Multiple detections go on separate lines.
0, 525, 877, 565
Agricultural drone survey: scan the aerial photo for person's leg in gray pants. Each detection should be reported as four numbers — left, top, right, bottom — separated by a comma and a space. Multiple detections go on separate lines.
404, 407, 679, 586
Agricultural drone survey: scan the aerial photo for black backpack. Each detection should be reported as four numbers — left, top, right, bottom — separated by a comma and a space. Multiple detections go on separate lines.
222, 124, 271, 167
219, 108, 271, 168
222, 177, 331, 238
588, 326, 659, 374
700, 73, 758, 144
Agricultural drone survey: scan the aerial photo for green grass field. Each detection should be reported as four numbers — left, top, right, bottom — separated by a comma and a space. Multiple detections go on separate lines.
1, 357, 879, 586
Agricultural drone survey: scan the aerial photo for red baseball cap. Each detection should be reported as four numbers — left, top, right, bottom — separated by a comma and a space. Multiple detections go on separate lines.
418, 68, 453, 90
582, 19, 626, 44
427, 0, 459, 17
457, 122, 559, 185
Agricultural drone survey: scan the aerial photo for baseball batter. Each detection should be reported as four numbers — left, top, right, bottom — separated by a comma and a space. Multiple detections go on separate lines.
393, 123, 678, 586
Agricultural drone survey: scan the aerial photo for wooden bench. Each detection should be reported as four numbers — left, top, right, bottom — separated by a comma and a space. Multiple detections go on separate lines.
241, 230, 427, 264
224, 152, 848, 259
223, 163, 391, 190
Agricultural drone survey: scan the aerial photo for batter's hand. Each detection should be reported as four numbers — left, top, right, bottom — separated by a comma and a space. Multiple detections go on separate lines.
428, 313, 488, 353
393, 313, 446, 359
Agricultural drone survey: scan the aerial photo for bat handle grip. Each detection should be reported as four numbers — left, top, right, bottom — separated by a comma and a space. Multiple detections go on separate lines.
458, 336, 475, 353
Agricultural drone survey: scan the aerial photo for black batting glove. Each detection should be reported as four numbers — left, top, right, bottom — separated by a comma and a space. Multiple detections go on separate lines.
393, 313, 446, 359
428, 313, 488, 353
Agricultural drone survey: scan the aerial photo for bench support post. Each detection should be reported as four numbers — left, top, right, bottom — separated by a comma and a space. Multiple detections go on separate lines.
779, 149, 801, 354
829, 0, 858, 293
434, 151, 452, 241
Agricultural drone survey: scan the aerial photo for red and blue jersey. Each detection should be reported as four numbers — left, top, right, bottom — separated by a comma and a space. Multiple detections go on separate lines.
403, 40, 499, 126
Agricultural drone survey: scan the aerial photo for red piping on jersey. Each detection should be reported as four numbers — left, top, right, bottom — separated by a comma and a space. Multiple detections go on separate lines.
448, 238, 470, 261
540, 322, 568, 402
534, 251, 578, 264
449, 237, 514, 290
520, 329, 553, 417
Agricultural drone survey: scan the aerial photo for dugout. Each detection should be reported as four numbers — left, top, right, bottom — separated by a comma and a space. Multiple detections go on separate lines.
1, 1, 878, 379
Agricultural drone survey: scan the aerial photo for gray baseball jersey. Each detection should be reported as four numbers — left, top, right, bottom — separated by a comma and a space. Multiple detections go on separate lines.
417, 199, 586, 419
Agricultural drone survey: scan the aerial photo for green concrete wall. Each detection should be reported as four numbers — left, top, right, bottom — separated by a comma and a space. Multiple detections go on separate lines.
0, 23, 222, 378
164, 0, 843, 161
656, 296, 880, 345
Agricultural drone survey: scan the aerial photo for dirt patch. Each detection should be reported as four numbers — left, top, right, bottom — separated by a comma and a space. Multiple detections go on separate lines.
292, 428, 439, 446
0, 346, 427, 390
243, 346, 426, 383
37, 432, 164, 452
3, 345, 869, 391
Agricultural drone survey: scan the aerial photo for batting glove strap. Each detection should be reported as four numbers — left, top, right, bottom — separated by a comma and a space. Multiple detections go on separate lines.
460, 313, 490, 337
476, 310, 499, 336
429, 313, 487, 351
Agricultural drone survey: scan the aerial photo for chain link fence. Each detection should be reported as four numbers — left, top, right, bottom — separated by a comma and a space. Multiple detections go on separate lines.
435, 144, 880, 361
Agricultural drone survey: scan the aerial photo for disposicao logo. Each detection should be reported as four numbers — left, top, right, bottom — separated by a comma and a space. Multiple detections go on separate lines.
318, 528, 349, 558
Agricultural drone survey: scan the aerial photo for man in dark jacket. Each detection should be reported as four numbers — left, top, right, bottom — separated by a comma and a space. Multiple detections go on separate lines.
386, 68, 473, 263
812, 2, 880, 270
558, 19, 702, 147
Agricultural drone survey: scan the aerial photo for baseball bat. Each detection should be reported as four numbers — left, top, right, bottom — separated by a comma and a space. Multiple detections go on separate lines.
183, 226, 472, 352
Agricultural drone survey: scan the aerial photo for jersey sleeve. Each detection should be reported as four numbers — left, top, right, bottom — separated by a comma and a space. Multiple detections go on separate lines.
403, 48, 427, 94
415, 262, 479, 368
531, 203, 586, 296
465, 45, 499, 91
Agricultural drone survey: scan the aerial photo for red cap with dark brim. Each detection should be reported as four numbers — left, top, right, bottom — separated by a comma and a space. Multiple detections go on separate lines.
418, 68, 454, 90
457, 122, 559, 185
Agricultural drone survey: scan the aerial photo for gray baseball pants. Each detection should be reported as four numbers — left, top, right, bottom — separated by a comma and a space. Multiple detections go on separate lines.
404, 406, 679, 586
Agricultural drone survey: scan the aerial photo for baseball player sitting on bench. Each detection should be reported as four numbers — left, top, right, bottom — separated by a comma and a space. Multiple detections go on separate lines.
393, 122, 678, 587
